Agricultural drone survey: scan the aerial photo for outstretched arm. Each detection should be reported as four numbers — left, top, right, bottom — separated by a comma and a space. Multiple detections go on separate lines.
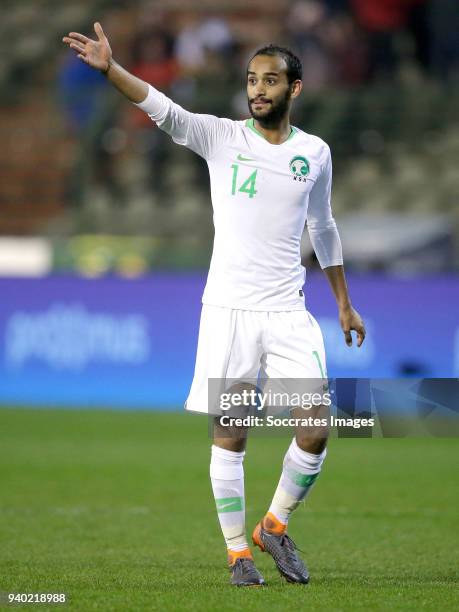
63, 22, 234, 160
63, 22, 148, 103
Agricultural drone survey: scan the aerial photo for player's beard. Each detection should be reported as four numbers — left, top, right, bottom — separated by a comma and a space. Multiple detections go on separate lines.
248, 88, 291, 128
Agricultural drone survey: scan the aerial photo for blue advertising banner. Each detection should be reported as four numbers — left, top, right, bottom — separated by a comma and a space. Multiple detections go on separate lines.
0, 274, 457, 408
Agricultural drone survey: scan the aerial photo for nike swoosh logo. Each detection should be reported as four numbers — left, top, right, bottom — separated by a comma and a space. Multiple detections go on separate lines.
217, 502, 239, 510
237, 154, 255, 162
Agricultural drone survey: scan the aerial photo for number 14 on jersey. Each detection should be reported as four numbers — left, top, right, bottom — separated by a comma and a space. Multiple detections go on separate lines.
231, 164, 258, 199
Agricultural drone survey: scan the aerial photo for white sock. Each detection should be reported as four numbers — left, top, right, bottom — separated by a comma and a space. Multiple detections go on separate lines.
268, 438, 327, 526
210, 445, 248, 552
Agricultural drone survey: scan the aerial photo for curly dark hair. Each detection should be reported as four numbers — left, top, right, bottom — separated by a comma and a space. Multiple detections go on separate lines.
248, 44, 302, 83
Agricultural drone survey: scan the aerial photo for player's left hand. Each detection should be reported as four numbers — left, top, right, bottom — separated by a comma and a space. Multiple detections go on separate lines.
339, 305, 365, 347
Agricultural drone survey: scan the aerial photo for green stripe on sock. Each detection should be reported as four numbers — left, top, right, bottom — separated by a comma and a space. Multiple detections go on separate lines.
216, 496, 243, 513
286, 468, 319, 488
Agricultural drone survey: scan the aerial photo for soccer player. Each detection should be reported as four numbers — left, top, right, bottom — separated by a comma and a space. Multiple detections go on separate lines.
63, 23, 366, 587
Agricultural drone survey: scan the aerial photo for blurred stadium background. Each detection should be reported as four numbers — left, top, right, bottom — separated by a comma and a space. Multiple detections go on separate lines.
0, 0, 458, 406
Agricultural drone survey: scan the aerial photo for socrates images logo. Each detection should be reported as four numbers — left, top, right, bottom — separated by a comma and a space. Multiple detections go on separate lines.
289, 155, 310, 182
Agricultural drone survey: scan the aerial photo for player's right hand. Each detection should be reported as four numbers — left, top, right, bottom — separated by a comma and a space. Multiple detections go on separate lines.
62, 22, 112, 72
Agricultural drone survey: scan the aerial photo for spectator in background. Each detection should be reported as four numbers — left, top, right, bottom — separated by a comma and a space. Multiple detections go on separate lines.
58, 51, 108, 133
323, 11, 367, 87
285, 0, 333, 92
350, 0, 430, 80
130, 26, 180, 199
285, 0, 366, 90
175, 13, 234, 75
58, 45, 118, 207
189, 14, 239, 115
131, 27, 179, 90
58, 9, 134, 209
429, 0, 459, 81
174, 13, 236, 197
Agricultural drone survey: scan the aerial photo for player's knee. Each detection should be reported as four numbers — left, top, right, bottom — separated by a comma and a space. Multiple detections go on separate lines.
294, 407, 329, 454
213, 416, 247, 452
295, 434, 328, 455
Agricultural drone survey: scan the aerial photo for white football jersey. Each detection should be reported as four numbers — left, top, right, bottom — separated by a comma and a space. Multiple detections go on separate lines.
137, 85, 343, 311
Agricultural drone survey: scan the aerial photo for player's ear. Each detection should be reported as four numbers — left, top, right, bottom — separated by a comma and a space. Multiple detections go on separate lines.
290, 79, 302, 99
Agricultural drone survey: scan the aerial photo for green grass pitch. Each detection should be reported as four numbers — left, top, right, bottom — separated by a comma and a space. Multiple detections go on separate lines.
1, 408, 458, 611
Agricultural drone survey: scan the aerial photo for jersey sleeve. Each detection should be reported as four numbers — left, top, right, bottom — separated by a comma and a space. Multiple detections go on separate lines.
306, 144, 343, 268
135, 84, 235, 161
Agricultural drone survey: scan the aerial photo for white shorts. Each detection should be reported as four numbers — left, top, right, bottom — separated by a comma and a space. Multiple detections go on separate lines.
185, 305, 327, 415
